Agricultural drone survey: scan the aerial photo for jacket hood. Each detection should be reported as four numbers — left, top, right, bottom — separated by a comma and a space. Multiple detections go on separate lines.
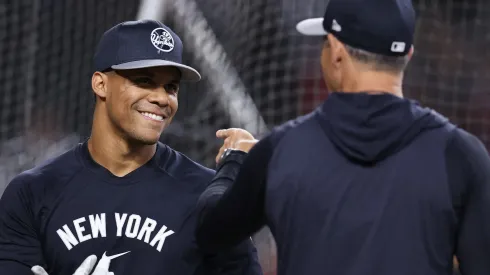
316, 92, 448, 163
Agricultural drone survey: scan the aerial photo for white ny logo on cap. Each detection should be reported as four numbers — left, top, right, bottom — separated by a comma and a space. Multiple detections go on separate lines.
150, 27, 175, 53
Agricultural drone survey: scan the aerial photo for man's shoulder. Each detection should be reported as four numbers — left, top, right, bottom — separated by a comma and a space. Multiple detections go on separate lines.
445, 126, 488, 160
156, 142, 215, 182
5, 144, 84, 194
264, 111, 317, 145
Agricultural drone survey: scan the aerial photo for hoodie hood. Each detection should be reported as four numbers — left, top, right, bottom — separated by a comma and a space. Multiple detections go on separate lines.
316, 92, 448, 163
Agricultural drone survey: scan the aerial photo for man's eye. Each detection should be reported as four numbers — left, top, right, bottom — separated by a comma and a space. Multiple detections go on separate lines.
132, 77, 155, 86
164, 84, 179, 93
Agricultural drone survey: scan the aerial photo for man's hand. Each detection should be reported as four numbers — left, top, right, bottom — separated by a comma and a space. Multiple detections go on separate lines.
31, 254, 115, 275
215, 128, 258, 163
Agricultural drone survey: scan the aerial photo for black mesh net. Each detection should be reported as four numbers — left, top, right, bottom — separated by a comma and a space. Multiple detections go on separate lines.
0, 1, 488, 273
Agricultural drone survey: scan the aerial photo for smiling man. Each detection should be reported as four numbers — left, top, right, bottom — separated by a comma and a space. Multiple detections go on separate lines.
0, 19, 261, 275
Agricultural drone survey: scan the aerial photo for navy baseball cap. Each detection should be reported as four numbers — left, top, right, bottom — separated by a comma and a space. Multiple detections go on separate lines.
94, 19, 201, 82
296, 0, 416, 56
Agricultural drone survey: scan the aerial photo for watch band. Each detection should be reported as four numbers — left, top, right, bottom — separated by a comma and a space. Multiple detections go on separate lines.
217, 149, 248, 169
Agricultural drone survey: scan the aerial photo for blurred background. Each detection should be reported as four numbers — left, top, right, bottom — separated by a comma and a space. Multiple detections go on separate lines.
0, 0, 488, 274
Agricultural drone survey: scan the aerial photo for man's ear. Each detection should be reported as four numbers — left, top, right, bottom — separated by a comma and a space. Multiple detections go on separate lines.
92, 72, 109, 100
407, 45, 415, 60
327, 34, 344, 67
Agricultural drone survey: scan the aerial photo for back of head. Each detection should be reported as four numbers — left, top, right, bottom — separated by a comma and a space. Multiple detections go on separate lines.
296, 0, 416, 93
328, 38, 411, 74
293, 1, 445, 164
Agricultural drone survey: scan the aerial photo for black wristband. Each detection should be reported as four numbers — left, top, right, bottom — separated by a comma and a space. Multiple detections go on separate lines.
216, 149, 248, 171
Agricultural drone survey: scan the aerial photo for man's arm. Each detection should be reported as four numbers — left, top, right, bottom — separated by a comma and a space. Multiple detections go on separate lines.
446, 128, 490, 274
0, 176, 46, 274
202, 239, 263, 275
195, 133, 276, 253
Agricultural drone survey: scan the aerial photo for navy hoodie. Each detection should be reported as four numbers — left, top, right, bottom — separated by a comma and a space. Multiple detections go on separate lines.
196, 92, 490, 275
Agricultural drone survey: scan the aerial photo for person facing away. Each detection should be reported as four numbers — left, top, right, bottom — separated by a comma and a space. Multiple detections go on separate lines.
0, 19, 262, 275
194, 0, 490, 275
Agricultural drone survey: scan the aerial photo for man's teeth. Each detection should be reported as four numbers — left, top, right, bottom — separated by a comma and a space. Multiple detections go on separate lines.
141, 112, 164, 121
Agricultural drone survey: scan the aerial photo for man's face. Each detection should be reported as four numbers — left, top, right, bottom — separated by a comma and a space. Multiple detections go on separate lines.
98, 66, 181, 145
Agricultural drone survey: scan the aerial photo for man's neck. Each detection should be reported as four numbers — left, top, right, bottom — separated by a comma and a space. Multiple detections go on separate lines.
88, 121, 157, 177
341, 70, 404, 98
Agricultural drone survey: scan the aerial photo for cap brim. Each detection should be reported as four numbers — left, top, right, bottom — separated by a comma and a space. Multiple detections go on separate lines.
296, 18, 327, 36
111, 60, 201, 82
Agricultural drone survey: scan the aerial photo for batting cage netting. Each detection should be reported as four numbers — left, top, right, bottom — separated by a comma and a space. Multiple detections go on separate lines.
0, 0, 488, 273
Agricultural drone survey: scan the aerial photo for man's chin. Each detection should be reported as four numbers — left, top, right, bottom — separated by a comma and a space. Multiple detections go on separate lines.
128, 134, 161, 146
126, 125, 168, 146
138, 136, 161, 145
139, 139, 159, 146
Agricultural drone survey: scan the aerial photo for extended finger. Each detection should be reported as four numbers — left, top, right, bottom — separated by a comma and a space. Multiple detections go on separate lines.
216, 128, 238, 139
216, 129, 230, 139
